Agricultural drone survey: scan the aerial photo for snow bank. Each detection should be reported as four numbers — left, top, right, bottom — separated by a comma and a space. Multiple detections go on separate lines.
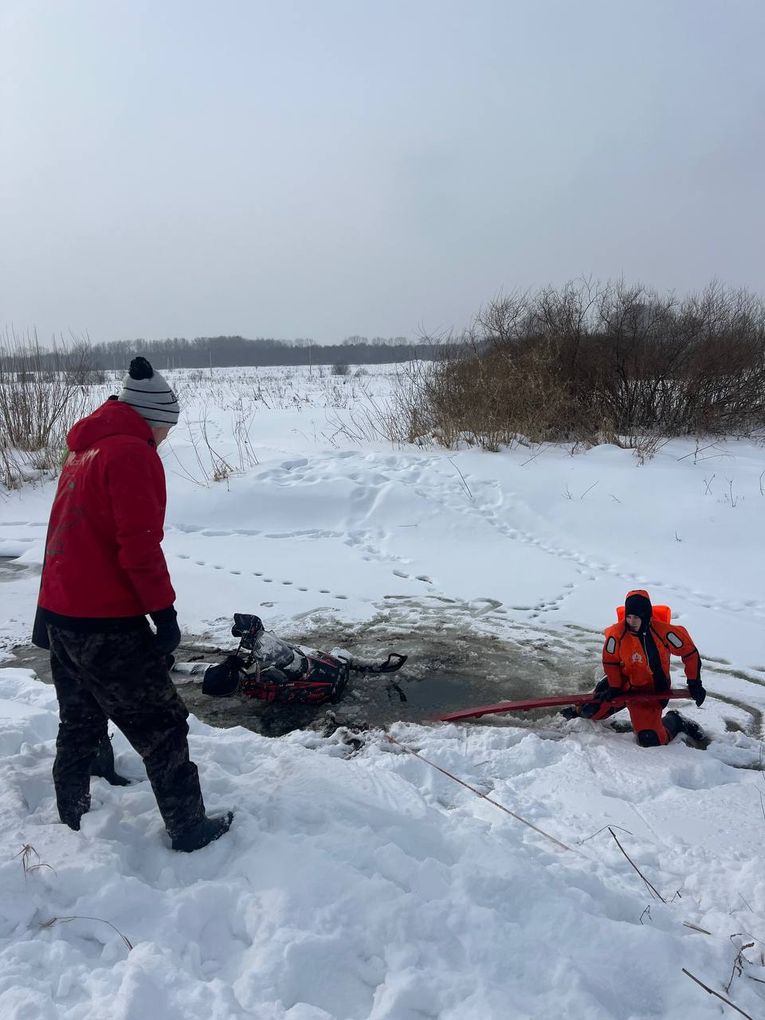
2, 665, 765, 1018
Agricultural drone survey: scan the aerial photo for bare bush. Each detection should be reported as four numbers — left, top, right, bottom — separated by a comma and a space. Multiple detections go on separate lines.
0, 331, 103, 488
383, 282, 765, 454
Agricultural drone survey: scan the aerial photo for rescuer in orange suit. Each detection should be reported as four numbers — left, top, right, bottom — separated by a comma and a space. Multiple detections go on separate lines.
564, 590, 706, 745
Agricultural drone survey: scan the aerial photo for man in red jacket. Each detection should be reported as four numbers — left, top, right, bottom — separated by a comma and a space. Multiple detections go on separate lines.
34, 357, 232, 851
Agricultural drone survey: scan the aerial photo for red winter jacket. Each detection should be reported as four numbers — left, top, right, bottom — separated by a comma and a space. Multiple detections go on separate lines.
38, 399, 176, 619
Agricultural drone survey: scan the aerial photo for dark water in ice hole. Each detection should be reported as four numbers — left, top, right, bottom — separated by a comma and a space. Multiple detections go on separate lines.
8, 614, 599, 738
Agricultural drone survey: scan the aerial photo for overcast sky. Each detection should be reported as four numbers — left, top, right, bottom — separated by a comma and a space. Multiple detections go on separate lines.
1, 1, 763, 345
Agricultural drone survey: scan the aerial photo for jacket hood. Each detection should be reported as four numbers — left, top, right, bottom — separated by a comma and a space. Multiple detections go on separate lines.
624, 589, 652, 629
67, 398, 154, 452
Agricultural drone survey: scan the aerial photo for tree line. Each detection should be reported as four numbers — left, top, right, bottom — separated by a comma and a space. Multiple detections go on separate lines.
88, 335, 443, 369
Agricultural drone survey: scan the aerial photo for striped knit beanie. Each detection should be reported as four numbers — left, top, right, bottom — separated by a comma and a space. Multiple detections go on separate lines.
118, 357, 180, 427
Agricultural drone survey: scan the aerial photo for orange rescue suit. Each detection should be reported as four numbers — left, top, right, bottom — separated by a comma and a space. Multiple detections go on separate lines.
602, 619, 700, 692
598, 590, 701, 744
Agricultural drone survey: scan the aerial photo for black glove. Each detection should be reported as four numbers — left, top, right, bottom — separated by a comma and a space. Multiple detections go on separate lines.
687, 679, 706, 707
150, 606, 181, 656
31, 606, 51, 650
593, 679, 622, 702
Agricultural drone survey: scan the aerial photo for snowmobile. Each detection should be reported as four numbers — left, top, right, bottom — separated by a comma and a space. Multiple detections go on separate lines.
172, 613, 407, 707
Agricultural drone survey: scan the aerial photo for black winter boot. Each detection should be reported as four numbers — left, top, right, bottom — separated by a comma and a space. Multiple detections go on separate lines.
90, 735, 131, 787
57, 789, 91, 831
171, 811, 233, 852
664, 709, 705, 743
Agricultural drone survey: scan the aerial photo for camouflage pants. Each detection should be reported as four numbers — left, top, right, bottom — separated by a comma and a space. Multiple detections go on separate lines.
47, 622, 206, 838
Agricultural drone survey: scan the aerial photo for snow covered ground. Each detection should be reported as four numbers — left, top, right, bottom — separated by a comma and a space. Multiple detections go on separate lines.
2, 365, 765, 1018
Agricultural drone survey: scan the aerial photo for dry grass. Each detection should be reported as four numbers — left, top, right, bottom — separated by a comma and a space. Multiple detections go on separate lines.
40, 914, 133, 951
376, 281, 765, 457
0, 330, 104, 489
14, 843, 133, 952
15, 843, 56, 879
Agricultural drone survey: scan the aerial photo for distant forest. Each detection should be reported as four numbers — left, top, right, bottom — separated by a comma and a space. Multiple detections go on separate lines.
88, 335, 444, 369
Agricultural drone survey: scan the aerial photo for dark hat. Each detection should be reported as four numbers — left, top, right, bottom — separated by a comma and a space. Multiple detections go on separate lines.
118, 357, 180, 427
624, 591, 652, 627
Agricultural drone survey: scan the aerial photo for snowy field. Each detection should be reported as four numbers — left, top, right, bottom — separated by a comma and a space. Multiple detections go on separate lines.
2, 365, 765, 1019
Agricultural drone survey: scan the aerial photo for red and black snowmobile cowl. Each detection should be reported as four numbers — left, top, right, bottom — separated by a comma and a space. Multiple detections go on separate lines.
200, 613, 406, 706
240, 651, 350, 705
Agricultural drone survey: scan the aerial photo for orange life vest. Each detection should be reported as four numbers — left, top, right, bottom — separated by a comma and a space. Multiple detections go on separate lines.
603, 595, 701, 691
